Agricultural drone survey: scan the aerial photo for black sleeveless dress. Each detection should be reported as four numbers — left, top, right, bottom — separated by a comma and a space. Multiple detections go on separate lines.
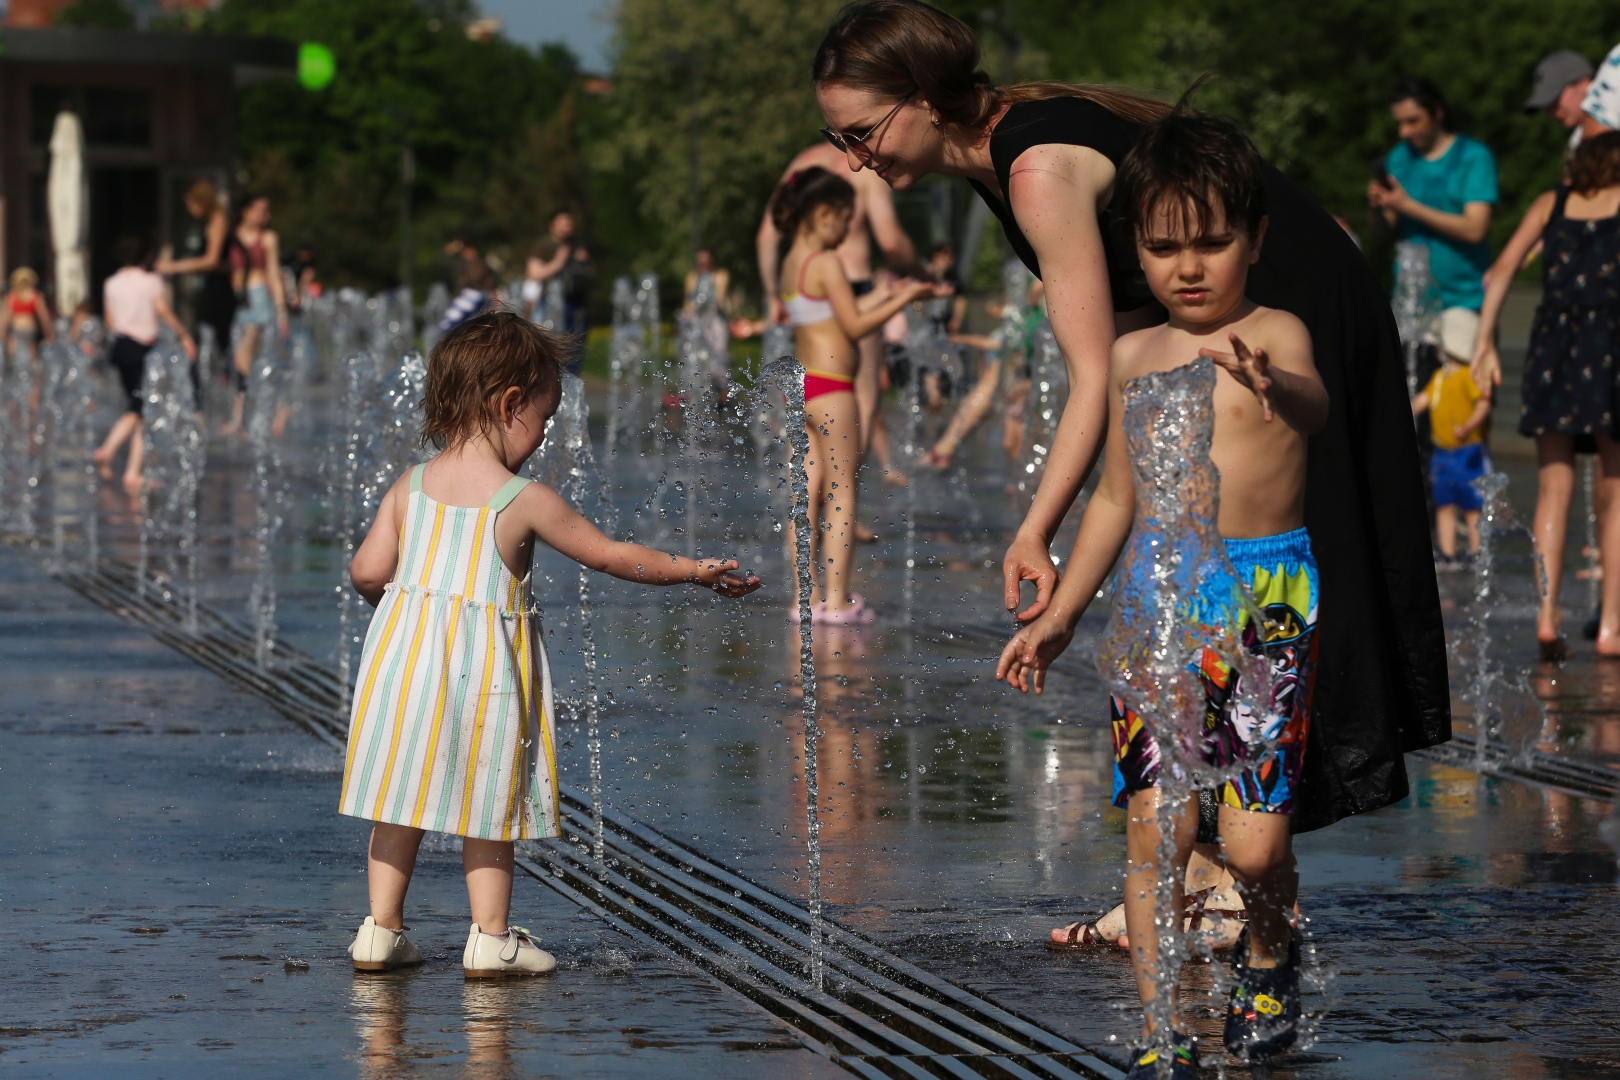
1519, 184, 1620, 437
969, 97, 1450, 833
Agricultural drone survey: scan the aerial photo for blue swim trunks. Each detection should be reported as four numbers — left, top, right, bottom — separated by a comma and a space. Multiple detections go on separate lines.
1429, 443, 1487, 511
1110, 527, 1319, 816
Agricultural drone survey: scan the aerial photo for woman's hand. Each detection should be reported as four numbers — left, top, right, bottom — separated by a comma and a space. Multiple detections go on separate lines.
1471, 339, 1502, 389
1002, 530, 1061, 622
692, 558, 763, 598
996, 613, 1075, 694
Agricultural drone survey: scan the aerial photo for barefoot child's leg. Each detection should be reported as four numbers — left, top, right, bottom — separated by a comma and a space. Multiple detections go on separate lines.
810, 390, 862, 614
1217, 806, 1296, 967
463, 838, 515, 934
367, 822, 425, 930
1122, 787, 1197, 1033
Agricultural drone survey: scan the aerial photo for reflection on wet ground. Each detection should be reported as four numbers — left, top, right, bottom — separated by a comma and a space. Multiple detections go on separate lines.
4, 391, 1620, 1077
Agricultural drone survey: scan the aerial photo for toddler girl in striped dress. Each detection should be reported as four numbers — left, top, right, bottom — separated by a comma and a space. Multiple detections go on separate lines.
339, 310, 760, 977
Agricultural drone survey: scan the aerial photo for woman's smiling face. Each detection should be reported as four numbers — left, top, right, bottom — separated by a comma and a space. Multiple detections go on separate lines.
815, 82, 941, 191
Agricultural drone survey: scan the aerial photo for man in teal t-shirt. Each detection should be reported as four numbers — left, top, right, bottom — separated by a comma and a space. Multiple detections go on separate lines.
1368, 75, 1498, 311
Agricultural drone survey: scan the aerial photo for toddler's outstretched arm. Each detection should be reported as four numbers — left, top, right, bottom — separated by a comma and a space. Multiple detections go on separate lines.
522, 483, 761, 596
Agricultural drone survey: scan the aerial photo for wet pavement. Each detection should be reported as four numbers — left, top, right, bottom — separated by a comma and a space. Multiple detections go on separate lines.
4, 370, 1620, 1078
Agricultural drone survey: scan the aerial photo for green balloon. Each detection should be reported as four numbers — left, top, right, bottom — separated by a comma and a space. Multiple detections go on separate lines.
298, 42, 336, 91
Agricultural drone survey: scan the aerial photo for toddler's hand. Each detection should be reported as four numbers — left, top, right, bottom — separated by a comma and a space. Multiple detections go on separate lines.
1200, 333, 1274, 421
1452, 423, 1470, 441
694, 558, 762, 597
995, 614, 1075, 694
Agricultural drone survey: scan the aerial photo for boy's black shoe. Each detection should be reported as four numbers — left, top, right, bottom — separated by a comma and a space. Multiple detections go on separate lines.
1125, 1031, 1200, 1079
1223, 926, 1302, 1062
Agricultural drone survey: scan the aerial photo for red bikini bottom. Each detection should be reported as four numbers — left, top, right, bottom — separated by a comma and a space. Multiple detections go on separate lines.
803, 368, 854, 402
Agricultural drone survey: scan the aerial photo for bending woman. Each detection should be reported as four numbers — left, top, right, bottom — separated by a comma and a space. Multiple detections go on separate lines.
770, 166, 940, 623
810, 0, 1447, 905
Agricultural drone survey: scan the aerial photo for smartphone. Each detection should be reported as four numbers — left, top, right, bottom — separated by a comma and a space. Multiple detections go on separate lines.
1370, 156, 1391, 189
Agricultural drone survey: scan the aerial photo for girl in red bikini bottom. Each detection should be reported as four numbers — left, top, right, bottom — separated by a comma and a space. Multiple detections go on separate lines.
766, 166, 945, 624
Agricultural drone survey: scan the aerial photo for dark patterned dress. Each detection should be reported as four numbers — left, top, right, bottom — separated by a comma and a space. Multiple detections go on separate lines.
1520, 185, 1620, 437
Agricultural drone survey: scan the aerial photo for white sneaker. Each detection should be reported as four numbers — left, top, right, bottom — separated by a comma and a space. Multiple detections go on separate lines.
462, 922, 556, 977
348, 916, 423, 972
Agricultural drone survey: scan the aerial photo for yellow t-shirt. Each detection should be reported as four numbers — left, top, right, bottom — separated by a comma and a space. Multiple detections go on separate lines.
1424, 363, 1486, 450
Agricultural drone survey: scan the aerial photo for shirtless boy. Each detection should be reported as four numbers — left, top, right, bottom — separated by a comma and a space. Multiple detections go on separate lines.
997, 110, 1328, 1075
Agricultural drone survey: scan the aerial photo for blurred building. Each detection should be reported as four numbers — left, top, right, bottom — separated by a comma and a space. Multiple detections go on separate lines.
0, 23, 294, 304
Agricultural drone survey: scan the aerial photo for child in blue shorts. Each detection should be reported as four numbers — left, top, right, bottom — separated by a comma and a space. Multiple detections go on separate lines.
1411, 308, 1492, 569
999, 109, 1329, 1075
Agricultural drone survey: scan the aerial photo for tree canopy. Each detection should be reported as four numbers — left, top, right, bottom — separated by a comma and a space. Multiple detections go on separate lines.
187, 0, 1620, 305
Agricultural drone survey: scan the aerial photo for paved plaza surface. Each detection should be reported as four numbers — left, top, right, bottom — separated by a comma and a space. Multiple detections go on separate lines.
3, 509, 1619, 1078
3, 329, 1619, 1077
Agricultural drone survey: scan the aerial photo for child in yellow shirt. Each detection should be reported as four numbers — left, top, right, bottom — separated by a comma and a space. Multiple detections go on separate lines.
1410, 308, 1492, 566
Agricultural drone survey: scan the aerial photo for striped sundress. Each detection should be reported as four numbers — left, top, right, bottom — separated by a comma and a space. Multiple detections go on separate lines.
339, 464, 559, 840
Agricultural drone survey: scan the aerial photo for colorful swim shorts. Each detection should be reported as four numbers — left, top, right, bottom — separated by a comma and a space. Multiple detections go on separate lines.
1110, 527, 1318, 816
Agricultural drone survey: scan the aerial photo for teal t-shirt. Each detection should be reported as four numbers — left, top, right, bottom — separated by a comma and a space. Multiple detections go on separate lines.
1386, 134, 1498, 311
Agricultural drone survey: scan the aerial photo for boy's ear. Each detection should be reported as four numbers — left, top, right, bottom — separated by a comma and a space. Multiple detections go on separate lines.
1248, 217, 1269, 264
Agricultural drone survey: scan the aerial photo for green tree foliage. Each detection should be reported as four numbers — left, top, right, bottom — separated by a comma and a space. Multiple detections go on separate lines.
932, 0, 1620, 256
208, 0, 584, 290
58, 0, 135, 29
596, 0, 846, 307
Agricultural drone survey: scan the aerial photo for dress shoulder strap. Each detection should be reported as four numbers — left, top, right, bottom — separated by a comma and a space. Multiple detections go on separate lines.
410, 463, 425, 492
1552, 183, 1573, 222
487, 474, 531, 512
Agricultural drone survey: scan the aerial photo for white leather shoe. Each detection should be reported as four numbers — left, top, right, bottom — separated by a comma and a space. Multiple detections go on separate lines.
463, 922, 556, 977
348, 916, 423, 972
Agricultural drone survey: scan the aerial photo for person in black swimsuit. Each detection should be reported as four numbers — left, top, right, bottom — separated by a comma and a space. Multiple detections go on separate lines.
811, 0, 1449, 1051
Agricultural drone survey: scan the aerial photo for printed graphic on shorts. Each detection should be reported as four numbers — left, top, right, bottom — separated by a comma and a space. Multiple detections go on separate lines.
1111, 539, 1318, 816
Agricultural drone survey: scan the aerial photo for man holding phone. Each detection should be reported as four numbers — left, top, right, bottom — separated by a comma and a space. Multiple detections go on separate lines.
1368, 75, 1498, 317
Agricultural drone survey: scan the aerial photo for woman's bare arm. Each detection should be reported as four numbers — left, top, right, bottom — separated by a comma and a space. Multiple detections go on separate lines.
158, 210, 228, 275
1474, 189, 1555, 388
998, 145, 1122, 620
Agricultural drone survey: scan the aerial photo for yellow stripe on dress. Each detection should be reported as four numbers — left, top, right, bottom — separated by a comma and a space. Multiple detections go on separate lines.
364, 497, 446, 819
408, 598, 460, 830
457, 596, 500, 836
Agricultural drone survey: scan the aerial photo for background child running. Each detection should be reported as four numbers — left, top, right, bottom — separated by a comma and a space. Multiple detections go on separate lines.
997, 111, 1328, 1076
1411, 308, 1491, 570
95, 236, 196, 494
340, 311, 759, 978
768, 166, 943, 623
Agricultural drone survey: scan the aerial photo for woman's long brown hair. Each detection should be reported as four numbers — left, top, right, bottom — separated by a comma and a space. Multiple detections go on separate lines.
812, 0, 1169, 135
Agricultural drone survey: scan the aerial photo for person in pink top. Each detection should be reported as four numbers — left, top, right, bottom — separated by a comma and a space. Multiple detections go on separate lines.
94, 236, 195, 493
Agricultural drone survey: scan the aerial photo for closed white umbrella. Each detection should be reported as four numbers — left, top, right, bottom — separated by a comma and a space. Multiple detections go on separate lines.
48, 110, 86, 314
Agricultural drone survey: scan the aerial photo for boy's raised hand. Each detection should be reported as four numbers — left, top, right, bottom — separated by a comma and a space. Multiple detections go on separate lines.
995, 614, 1075, 695
693, 558, 763, 598
1200, 332, 1274, 421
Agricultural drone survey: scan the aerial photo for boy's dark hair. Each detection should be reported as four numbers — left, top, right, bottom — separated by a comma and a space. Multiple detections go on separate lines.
421, 308, 568, 451
1116, 107, 1267, 241
116, 235, 152, 269
1390, 75, 1448, 126
769, 166, 856, 236
1570, 130, 1620, 195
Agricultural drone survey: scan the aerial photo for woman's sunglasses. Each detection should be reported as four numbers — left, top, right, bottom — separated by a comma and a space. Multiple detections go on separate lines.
820, 91, 916, 155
